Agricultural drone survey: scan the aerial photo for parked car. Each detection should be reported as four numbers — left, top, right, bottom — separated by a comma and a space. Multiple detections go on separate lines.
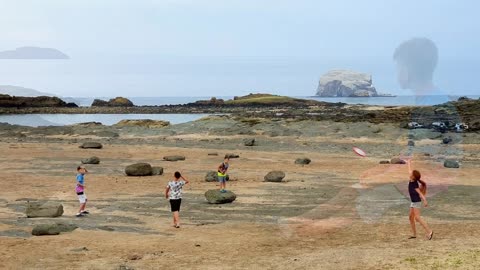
432, 122, 447, 132
408, 122, 424, 129
455, 123, 469, 132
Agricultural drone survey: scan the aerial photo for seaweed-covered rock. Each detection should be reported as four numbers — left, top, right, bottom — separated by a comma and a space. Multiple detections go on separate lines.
91, 97, 134, 107
79, 142, 103, 149
444, 160, 460, 168
26, 201, 64, 218
125, 163, 153, 176
114, 119, 170, 128
163, 155, 186, 162
204, 189, 236, 204
390, 158, 406, 165
243, 138, 256, 146
152, 166, 164, 175
81, 156, 100, 164
295, 158, 311, 165
225, 153, 240, 159
32, 223, 78, 236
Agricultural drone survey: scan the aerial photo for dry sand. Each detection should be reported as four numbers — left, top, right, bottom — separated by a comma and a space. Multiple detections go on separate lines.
0, 127, 479, 269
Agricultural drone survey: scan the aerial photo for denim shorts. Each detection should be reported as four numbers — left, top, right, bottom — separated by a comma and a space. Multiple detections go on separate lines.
217, 175, 227, 183
410, 202, 422, 208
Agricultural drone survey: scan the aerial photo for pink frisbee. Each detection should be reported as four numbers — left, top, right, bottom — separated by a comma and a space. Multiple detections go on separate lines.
353, 147, 367, 157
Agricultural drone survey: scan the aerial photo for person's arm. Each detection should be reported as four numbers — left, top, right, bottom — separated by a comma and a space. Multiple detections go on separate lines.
407, 159, 413, 175
415, 188, 428, 207
218, 164, 223, 172
165, 186, 170, 199
181, 176, 190, 185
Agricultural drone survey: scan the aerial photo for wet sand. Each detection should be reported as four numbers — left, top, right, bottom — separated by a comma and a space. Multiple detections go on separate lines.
0, 121, 479, 269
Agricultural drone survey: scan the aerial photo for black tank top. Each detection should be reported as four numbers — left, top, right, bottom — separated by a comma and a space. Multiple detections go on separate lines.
408, 180, 421, 202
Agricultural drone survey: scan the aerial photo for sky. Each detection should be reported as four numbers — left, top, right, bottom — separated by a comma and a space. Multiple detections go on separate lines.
0, 0, 479, 97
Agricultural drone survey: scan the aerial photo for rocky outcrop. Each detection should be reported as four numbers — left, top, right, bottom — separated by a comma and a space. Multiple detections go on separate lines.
0, 94, 77, 108
125, 163, 153, 176
264, 171, 286, 182
91, 97, 134, 107
204, 190, 236, 204
32, 223, 78, 236
114, 119, 170, 128
316, 70, 378, 97
26, 201, 64, 218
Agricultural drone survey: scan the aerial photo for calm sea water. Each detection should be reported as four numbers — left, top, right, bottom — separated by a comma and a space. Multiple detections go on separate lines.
0, 114, 209, 127
64, 95, 480, 107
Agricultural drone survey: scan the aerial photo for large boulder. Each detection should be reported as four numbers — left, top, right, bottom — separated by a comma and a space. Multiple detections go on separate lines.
26, 201, 64, 218
163, 155, 186, 162
81, 156, 100, 164
295, 158, 311, 165
264, 171, 286, 182
390, 158, 406, 164
316, 70, 378, 97
79, 142, 103, 149
91, 97, 134, 107
204, 190, 236, 204
125, 163, 153, 176
32, 223, 78, 236
444, 160, 460, 168
114, 119, 170, 128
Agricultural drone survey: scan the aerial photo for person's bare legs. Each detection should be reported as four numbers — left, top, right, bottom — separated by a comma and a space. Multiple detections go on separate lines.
409, 207, 417, 237
78, 202, 86, 213
413, 208, 432, 238
173, 211, 180, 227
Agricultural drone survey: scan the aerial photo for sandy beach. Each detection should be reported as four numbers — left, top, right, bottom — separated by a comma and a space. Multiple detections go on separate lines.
0, 118, 479, 269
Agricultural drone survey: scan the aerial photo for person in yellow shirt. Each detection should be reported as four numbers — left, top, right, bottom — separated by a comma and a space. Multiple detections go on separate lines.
217, 157, 230, 193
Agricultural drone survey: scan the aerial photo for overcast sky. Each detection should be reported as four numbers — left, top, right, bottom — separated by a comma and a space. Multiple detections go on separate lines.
1, 0, 479, 96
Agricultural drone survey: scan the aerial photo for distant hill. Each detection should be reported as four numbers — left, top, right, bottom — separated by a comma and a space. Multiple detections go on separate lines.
0, 47, 69, 59
0, 85, 55, 97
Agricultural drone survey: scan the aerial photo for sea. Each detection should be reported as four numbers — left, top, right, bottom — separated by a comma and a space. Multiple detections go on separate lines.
0, 95, 478, 127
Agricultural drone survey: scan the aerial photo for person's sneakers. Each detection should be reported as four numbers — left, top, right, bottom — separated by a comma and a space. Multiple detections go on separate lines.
75, 213, 84, 217
81, 210, 90, 214
220, 189, 227, 193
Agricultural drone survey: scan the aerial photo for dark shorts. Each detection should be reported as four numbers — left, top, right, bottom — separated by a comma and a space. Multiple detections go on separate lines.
169, 199, 182, 212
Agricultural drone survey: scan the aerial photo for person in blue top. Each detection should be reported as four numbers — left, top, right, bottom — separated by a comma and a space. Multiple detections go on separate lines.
75, 166, 89, 217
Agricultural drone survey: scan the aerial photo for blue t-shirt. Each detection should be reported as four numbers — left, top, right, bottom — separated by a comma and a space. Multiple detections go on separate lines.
76, 174, 84, 185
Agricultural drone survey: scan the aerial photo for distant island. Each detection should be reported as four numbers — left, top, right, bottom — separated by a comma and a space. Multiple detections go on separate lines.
0, 85, 55, 97
0, 46, 69, 59
315, 69, 394, 97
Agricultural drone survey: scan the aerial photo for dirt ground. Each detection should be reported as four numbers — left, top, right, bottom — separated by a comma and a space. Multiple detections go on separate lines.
0, 129, 479, 269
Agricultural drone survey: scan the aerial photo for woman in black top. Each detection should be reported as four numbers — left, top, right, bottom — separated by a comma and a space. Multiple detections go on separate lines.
407, 159, 433, 240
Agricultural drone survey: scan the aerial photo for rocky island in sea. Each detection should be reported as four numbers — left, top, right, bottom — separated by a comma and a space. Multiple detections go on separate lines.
316, 69, 394, 97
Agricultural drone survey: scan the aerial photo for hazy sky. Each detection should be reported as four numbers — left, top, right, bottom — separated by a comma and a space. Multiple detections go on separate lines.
1, 0, 479, 96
